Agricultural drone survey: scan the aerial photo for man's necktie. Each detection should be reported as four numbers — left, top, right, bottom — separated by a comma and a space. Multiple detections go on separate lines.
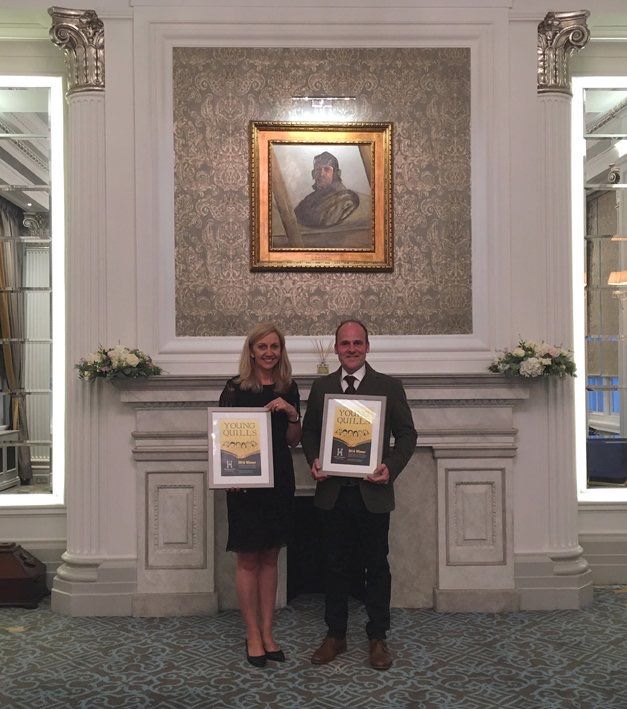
344, 375, 357, 394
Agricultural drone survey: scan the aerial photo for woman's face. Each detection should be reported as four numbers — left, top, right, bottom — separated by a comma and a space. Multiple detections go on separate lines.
251, 331, 282, 372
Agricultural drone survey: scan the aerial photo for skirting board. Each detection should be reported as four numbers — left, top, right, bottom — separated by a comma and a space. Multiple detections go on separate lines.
51, 559, 138, 617
579, 534, 627, 585
51, 581, 135, 617
133, 592, 218, 617
515, 554, 594, 610
21, 542, 64, 589
434, 588, 519, 613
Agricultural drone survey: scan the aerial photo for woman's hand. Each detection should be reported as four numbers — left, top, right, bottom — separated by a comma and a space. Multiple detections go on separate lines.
266, 397, 301, 447
266, 397, 298, 422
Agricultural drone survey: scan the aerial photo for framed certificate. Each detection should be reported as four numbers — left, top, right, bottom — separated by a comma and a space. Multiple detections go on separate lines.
207, 408, 274, 488
319, 394, 387, 477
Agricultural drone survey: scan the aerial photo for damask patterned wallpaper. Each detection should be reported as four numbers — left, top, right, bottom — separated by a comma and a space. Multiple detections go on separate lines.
173, 48, 471, 336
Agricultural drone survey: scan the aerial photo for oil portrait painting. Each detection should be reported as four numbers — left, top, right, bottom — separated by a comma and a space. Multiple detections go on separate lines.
250, 122, 392, 270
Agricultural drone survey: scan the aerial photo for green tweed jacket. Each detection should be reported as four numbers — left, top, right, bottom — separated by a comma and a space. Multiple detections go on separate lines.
301, 363, 417, 513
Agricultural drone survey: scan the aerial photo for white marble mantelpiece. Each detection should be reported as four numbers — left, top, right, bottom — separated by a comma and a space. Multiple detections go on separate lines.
117, 373, 528, 615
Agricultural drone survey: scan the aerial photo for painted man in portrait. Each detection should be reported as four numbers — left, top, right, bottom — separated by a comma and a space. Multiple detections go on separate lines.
294, 151, 362, 229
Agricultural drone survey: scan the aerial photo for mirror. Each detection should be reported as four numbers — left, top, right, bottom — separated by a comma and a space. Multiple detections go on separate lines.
581, 86, 627, 487
0, 77, 64, 502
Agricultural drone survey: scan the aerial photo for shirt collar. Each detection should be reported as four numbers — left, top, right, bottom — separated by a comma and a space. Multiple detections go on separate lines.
340, 365, 366, 389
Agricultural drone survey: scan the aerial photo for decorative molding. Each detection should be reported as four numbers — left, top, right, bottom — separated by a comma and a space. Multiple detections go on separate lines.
134, 13, 508, 374
588, 96, 627, 134
48, 7, 105, 96
446, 470, 505, 566
22, 213, 50, 237
116, 373, 529, 397
437, 457, 514, 594
537, 10, 590, 96
146, 475, 205, 570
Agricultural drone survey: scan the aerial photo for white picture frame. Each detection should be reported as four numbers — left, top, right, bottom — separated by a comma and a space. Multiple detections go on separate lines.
207, 407, 274, 488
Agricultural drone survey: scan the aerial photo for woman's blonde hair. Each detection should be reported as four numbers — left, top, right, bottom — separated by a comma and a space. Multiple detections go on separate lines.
236, 322, 292, 393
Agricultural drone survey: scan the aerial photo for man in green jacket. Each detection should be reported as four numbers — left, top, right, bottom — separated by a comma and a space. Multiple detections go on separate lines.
302, 320, 417, 670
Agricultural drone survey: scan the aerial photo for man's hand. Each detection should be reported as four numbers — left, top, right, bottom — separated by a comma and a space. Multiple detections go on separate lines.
365, 463, 389, 485
311, 458, 328, 482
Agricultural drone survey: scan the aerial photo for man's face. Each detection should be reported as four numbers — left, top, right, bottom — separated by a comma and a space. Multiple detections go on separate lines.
335, 322, 369, 374
312, 161, 334, 189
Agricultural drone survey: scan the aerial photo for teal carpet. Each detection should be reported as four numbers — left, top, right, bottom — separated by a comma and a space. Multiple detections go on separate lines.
1, 587, 626, 708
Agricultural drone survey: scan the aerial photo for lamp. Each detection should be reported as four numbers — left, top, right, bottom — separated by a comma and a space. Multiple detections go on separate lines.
608, 270, 627, 304
290, 96, 356, 120
607, 270, 627, 286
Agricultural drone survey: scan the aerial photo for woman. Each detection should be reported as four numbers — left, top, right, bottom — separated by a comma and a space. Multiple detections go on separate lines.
219, 323, 301, 668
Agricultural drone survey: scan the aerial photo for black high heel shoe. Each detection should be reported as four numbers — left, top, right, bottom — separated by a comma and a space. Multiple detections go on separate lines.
265, 648, 286, 662
245, 640, 267, 668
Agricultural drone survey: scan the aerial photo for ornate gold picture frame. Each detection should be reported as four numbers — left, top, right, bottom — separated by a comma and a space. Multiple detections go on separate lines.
250, 121, 393, 271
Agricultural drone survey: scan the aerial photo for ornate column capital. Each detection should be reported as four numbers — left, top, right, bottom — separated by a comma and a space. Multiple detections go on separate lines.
22, 213, 50, 237
48, 7, 104, 96
537, 10, 590, 96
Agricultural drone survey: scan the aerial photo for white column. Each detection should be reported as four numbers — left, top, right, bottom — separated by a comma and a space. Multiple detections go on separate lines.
537, 11, 593, 592
48, 8, 110, 614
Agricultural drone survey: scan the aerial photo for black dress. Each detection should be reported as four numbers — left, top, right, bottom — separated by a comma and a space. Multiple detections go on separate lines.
219, 377, 300, 552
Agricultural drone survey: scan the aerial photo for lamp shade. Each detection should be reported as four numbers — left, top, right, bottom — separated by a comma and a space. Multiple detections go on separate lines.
607, 270, 627, 286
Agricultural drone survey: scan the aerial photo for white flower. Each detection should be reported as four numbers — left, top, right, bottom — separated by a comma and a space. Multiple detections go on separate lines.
125, 353, 140, 367
85, 352, 100, 364
519, 357, 544, 377
540, 358, 552, 366
107, 346, 130, 367
547, 346, 560, 357
535, 342, 550, 356
512, 347, 525, 358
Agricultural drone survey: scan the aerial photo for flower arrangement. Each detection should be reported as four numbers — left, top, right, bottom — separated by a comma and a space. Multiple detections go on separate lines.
76, 345, 162, 381
489, 340, 576, 378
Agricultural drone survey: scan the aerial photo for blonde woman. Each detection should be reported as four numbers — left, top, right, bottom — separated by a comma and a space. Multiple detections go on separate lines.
219, 323, 301, 668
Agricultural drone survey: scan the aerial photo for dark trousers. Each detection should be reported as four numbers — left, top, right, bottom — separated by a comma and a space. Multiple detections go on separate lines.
323, 486, 391, 640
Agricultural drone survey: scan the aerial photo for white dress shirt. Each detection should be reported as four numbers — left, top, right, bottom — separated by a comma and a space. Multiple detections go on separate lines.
340, 365, 366, 392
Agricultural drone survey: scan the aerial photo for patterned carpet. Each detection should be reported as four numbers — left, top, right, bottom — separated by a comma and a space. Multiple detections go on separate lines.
1, 587, 626, 709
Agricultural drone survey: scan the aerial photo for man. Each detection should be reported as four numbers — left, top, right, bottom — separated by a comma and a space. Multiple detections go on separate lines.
301, 320, 417, 670
294, 151, 362, 229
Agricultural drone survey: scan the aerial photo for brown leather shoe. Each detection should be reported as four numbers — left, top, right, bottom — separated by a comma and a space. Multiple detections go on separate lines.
369, 639, 392, 670
310, 636, 347, 665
